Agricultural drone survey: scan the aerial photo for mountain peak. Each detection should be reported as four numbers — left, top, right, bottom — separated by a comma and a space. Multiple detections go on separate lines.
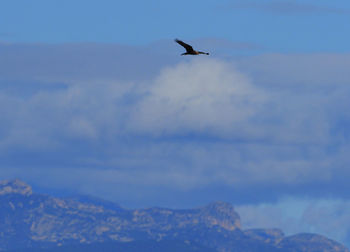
0, 179, 32, 196
199, 201, 241, 230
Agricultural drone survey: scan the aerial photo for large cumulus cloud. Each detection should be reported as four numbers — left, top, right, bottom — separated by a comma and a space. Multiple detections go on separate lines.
131, 59, 266, 137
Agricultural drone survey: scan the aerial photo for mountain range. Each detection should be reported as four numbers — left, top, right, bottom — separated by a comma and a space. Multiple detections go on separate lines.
0, 179, 348, 252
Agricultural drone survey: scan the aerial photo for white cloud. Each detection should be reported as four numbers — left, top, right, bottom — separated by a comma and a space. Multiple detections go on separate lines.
130, 58, 267, 138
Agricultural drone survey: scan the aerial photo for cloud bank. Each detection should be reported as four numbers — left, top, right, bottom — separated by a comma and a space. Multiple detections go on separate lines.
1, 44, 350, 206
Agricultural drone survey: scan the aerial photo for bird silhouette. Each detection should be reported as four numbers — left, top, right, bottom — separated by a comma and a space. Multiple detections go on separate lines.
175, 39, 209, 56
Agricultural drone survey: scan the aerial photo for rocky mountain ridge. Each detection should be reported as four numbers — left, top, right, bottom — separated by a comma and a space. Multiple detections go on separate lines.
0, 179, 348, 252
0, 179, 32, 196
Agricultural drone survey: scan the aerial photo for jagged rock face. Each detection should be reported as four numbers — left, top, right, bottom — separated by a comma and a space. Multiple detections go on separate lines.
132, 201, 241, 233
198, 201, 241, 230
0, 180, 32, 196
0, 179, 349, 252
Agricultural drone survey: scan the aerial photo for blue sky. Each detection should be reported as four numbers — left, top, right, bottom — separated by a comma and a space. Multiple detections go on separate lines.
1, 0, 350, 247
1, 0, 350, 52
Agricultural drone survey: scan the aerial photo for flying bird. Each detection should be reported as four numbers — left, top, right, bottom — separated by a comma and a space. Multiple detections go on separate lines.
175, 39, 209, 56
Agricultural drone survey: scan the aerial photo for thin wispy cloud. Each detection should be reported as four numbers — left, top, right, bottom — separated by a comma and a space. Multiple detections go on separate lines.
193, 38, 264, 51
226, 1, 348, 15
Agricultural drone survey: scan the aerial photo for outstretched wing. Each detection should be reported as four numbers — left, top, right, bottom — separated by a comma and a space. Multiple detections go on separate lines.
175, 39, 194, 53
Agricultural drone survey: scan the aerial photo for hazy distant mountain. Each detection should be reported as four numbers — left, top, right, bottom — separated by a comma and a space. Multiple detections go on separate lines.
0, 179, 348, 252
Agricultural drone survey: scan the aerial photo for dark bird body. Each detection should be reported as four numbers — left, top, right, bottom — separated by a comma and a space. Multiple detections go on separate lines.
175, 39, 209, 55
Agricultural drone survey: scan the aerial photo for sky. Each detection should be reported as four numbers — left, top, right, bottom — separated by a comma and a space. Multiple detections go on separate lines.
1, 0, 350, 247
